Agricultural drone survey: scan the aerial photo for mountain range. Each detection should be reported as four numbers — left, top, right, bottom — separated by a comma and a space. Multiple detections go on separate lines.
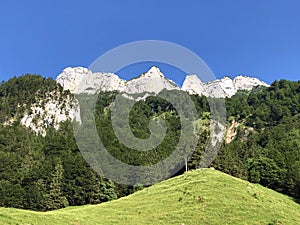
56, 66, 269, 98
1, 66, 299, 213
5, 66, 268, 136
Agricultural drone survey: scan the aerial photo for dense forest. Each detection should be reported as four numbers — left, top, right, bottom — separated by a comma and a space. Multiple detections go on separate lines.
0, 76, 118, 211
215, 80, 300, 199
0, 75, 299, 211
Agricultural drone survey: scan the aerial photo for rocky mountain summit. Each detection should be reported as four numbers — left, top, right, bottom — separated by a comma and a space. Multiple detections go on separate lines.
57, 66, 178, 95
125, 66, 178, 94
182, 75, 269, 98
56, 66, 269, 98
56, 67, 126, 94
14, 66, 268, 136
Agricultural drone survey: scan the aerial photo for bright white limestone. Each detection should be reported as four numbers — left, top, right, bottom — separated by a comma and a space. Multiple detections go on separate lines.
19, 91, 80, 136
7, 66, 269, 135
57, 66, 269, 98
56, 67, 126, 94
182, 74, 269, 98
56, 66, 178, 95
233, 75, 269, 91
180, 74, 207, 96
125, 66, 179, 94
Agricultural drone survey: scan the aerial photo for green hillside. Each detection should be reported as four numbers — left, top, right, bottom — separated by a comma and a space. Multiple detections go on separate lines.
1, 76, 300, 211
1, 169, 299, 225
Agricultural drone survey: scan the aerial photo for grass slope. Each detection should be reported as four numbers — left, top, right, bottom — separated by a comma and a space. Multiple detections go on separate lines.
1, 169, 299, 225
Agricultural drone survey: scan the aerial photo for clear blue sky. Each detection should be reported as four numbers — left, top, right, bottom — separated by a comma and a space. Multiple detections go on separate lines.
1, 0, 300, 85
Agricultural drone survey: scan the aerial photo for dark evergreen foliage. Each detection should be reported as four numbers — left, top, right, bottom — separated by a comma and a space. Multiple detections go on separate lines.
0, 75, 299, 211
215, 80, 300, 199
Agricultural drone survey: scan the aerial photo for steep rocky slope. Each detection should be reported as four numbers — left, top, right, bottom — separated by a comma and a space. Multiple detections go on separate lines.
56, 66, 178, 95
182, 75, 269, 98
57, 66, 269, 98
2, 67, 269, 136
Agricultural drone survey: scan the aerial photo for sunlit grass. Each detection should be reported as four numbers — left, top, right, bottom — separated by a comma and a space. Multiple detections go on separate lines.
1, 169, 299, 225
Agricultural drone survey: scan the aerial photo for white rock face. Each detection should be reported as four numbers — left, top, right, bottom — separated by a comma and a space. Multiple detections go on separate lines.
57, 66, 268, 99
181, 75, 207, 96
182, 74, 269, 98
4, 66, 269, 136
233, 75, 269, 91
125, 66, 179, 94
56, 67, 126, 94
56, 66, 178, 95
20, 91, 80, 136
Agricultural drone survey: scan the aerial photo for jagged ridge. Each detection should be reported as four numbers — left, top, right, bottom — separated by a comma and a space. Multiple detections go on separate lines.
57, 66, 269, 98
182, 74, 269, 98
2, 66, 269, 136
56, 66, 179, 95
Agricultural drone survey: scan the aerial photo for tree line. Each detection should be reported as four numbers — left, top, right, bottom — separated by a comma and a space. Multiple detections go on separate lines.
0, 75, 299, 211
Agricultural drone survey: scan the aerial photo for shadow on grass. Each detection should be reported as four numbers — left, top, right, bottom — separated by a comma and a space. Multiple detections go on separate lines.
294, 197, 300, 204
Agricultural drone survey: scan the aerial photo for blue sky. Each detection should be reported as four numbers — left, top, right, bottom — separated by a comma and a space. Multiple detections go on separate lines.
1, 0, 300, 85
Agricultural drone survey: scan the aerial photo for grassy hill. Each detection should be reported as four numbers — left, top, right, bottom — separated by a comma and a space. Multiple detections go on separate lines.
1, 169, 299, 225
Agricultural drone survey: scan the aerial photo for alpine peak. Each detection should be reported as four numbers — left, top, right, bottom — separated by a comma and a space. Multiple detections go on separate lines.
56, 66, 269, 98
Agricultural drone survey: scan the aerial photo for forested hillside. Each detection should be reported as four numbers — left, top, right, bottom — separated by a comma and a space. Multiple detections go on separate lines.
215, 80, 300, 199
0, 76, 118, 211
0, 75, 60, 123
0, 75, 299, 212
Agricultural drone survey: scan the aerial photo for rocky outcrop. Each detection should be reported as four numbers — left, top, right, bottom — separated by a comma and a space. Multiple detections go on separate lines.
56, 67, 126, 94
56, 66, 178, 95
57, 66, 268, 98
180, 75, 207, 96
182, 75, 269, 98
225, 119, 239, 144
233, 75, 269, 91
3, 66, 269, 136
125, 66, 178, 94
22, 91, 79, 136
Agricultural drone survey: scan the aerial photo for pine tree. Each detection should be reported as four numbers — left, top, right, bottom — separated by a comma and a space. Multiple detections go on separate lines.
44, 163, 68, 210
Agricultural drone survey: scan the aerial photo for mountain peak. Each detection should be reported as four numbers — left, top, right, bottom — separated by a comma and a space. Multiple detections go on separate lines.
56, 67, 126, 94
56, 66, 268, 98
56, 66, 178, 95
126, 66, 178, 94
147, 66, 161, 74
182, 75, 269, 98
140, 66, 164, 78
